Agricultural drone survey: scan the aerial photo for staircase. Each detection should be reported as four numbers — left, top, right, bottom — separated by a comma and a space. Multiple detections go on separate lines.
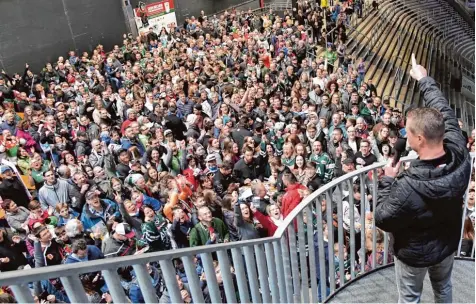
315, 0, 475, 132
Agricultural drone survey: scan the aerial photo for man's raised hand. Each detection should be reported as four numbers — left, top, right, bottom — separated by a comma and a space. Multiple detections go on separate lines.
410, 53, 427, 81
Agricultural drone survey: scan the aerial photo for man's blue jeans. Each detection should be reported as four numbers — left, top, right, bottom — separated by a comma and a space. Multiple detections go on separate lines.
394, 254, 454, 303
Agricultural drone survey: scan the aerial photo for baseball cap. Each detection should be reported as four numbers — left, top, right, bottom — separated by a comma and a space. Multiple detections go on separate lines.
114, 223, 135, 238
342, 158, 354, 166
85, 191, 98, 200
205, 154, 217, 162
0, 166, 12, 174
164, 129, 173, 137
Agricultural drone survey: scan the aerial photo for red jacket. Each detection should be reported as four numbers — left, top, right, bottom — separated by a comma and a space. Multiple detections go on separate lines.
253, 210, 277, 236
281, 183, 307, 218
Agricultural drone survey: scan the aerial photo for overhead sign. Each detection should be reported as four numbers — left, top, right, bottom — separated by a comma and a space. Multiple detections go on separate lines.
134, 0, 177, 35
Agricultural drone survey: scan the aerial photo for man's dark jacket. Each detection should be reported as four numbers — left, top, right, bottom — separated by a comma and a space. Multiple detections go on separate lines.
164, 114, 187, 141
375, 77, 472, 267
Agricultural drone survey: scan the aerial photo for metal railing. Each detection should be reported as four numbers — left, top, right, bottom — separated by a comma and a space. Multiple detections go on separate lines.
0, 154, 474, 303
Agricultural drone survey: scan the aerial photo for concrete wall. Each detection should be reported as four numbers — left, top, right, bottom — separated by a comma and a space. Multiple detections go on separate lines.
0, 0, 128, 74
0, 0, 259, 74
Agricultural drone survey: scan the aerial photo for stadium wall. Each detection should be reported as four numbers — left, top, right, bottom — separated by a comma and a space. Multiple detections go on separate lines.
0, 0, 256, 74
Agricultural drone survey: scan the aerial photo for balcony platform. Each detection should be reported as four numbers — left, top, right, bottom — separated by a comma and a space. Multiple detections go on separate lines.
326, 258, 475, 303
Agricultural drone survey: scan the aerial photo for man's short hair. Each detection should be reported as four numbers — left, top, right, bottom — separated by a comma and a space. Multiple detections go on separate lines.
72, 239, 88, 254
407, 108, 445, 144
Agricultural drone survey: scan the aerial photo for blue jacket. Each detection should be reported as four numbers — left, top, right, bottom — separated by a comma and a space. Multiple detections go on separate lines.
142, 194, 162, 211
64, 245, 104, 264
80, 199, 120, 232
121, 136, 146, 155
0, 121, 17, 135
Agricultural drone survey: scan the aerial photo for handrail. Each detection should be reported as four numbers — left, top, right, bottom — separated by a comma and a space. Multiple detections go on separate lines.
0, 236, 278, 286
274, 155, 416, 236
1, 153, 474, 303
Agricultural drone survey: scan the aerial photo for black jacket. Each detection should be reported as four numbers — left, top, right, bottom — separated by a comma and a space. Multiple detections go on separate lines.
375, 77, 472, 267
164, 114, 187, 141
0, 177, 31, 208
233, 158, 260, 185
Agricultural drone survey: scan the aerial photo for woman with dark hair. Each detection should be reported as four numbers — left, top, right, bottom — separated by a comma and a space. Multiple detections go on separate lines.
145, 166, 161, 197
460, 217, 474, 257
111, 177, 131, 202
16, 120, 37, 152
63, 152, 82, 176
234, 200, 261, 241
140, 205, 173, 252
143, 146, 172, 173
16, 147, 32, 174
221, 194, 240, 242
293, 155, 307, 185
182, 155, 201, 191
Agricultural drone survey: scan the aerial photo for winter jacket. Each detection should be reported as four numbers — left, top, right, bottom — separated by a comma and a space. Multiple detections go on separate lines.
171, 219, 194, 248
75, 139, 91, 157
140, 215, 172, 252
6, 207, 30, 235
253, 210, 278, 236
121, 136, 146, 155
80, 199, 120, 233
222, 209, 240, 242
38, 179, 71, 209
375, 77, 472, 267
0, 177, 31, 208
189, 219, 230, 247
233, 158, 261, 185
64, 245, 104, 264
0, 238, 28, 272
281, 183, 307, 218
16, 129, 37, 151
234, 204, 260, 240
102, 236, 136, 258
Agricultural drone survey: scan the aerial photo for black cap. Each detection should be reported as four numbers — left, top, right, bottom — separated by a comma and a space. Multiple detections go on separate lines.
342, 158, 354, 166
194, 104, 203, 111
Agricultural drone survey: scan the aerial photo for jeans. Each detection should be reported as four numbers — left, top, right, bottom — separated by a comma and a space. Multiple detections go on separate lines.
394, 254, 454, 303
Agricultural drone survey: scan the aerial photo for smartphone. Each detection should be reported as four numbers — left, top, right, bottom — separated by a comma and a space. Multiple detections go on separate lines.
252, 196, 261, 208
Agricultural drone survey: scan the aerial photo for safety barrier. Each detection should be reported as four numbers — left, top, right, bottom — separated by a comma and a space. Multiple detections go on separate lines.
0, 154, 474, 303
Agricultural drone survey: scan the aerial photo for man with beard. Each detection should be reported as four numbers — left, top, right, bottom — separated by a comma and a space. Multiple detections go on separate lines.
213, 161, 237, 198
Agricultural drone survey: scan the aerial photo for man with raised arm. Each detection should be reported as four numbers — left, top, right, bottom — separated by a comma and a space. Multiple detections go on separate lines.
375, 54, 472, 303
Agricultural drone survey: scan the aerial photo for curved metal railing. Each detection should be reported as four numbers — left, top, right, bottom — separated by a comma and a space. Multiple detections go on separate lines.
0, 154, 474, 303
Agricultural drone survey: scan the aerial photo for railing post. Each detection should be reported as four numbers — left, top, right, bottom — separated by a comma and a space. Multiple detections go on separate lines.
158, 260, 183, 304
10, 284, 34, 303
181, 256, 206, 304
102, 269, 129, 304
60, 275, 90, 304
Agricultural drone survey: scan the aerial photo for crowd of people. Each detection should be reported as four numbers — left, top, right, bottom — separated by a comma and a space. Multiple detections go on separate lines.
0, 0, 474, 303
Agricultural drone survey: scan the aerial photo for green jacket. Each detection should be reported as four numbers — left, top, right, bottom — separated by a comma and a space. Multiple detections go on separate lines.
189, 218, 229, 247
309, 152, 334, 183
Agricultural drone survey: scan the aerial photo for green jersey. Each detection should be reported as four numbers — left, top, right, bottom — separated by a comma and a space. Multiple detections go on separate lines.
309, 152, 334, 183
282, 156, 295, 167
